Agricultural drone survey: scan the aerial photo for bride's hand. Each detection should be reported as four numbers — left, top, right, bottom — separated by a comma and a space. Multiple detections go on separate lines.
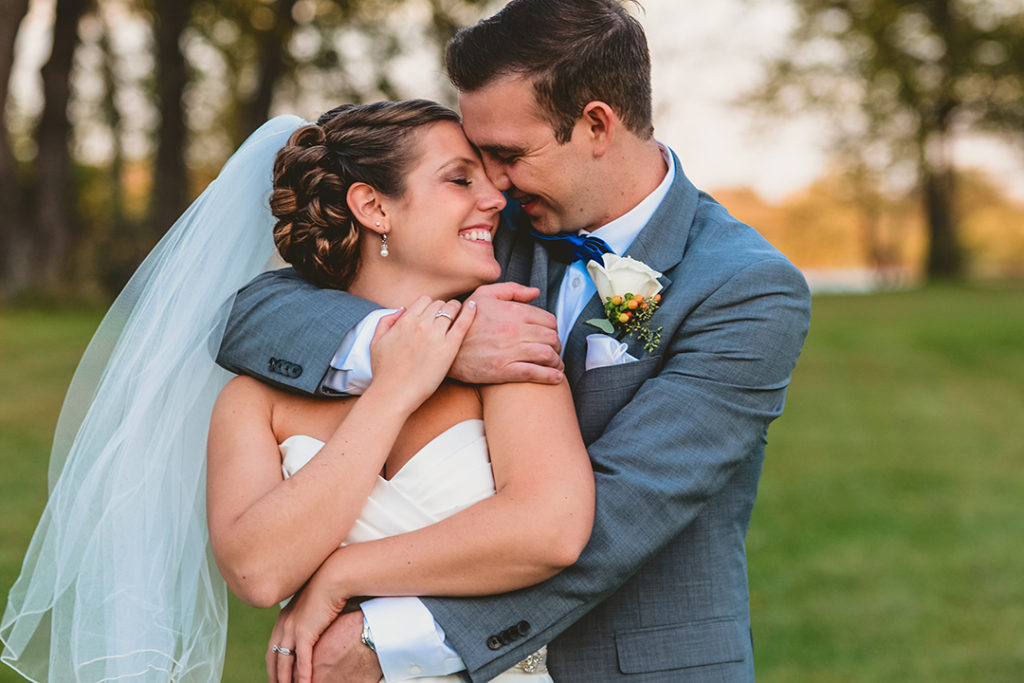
368, 296, 476, 413
266, 573, 349, 683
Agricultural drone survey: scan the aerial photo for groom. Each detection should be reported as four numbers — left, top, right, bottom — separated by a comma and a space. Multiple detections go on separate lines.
217, 1, 811, 681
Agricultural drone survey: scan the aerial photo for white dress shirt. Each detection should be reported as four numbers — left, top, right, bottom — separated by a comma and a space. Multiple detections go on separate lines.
323, 146, 675, 681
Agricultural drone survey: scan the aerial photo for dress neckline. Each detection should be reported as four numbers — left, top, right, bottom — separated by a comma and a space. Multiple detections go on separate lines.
279, 418, 485, 482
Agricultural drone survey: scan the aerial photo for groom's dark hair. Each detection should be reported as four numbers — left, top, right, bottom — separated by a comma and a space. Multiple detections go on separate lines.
446, 0, 652, 144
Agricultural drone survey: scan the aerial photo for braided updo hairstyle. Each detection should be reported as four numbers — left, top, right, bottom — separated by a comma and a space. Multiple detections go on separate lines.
270, 100, 461, 289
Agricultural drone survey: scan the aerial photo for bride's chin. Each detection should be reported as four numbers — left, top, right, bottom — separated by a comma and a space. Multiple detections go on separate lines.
420, 260, 500, 299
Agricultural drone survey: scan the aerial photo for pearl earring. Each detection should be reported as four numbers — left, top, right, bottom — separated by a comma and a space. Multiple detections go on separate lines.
380, 233, 389, 258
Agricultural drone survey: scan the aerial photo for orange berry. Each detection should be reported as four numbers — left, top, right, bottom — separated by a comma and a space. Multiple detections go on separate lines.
653, 294, 661, 303
611, 296, 623, 306
627, 299, 639, 309
618, 312, 631, 323
641, 302, 649, 309
634, 294, 644, 302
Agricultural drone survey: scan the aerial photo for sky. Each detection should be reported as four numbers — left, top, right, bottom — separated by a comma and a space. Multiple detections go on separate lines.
9, 0, 1024, 202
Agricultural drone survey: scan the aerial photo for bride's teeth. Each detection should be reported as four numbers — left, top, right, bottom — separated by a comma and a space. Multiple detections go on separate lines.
460, 231, 492, 242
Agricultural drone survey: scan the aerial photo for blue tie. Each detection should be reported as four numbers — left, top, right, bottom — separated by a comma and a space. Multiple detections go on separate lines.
530, 230, 613, 264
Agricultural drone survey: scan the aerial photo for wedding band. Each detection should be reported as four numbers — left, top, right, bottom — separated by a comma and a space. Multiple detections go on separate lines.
434, 310, 454, 321
272, 645, 295, 656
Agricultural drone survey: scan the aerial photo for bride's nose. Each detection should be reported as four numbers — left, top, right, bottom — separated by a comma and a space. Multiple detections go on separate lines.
478, 178, 506, 213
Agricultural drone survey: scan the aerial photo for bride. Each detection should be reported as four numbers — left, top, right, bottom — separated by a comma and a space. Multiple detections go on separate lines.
0, 100, 593, 683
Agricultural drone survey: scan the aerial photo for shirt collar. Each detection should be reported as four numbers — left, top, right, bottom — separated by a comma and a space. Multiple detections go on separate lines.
584, 143, 676, 256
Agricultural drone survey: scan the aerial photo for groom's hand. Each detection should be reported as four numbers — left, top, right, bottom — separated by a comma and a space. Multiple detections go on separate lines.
310, 611, 382, 683
452, 283, 563, 384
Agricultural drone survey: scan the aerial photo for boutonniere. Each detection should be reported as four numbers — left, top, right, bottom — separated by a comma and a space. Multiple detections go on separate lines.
585, 254, 663, 353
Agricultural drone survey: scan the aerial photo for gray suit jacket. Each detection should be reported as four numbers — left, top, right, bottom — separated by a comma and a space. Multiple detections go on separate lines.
217, 156, 811, 682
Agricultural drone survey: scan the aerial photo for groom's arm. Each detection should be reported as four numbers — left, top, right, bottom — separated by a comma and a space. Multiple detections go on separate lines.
216, 269, 562, 394
423, 257, 812, 681
216, 268, 381, 395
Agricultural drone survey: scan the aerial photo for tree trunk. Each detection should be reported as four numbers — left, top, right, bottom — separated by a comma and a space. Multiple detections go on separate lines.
0, 0, 31, 297
241, 0, 298, 141
32, 0, 88, 291
923, 160, 961, 280
150, 0, 190, 239
94, 16, 132, 294
923, 0, 963, 281
920, 102, 962, 280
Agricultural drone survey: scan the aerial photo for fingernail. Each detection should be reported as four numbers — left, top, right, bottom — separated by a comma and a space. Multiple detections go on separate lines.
467, 300, 476, 309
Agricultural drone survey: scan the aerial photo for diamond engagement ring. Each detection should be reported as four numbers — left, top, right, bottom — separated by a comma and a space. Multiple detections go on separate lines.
272, 645, 295, 656
434, 310, 454, 321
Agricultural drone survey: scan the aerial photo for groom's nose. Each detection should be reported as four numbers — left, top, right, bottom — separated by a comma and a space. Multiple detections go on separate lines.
481, 156, 512, 192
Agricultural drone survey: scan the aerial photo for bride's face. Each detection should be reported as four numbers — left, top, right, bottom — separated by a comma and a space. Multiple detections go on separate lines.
380, 121, 505, 299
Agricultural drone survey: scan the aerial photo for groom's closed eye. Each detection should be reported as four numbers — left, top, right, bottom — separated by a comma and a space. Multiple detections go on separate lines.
481, 145, 524, 165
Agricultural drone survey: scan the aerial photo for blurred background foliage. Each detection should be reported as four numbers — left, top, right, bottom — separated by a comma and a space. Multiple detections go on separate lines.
0, 0, 493, 301
741, 0, 1024, 281
0, 0, 1022, 302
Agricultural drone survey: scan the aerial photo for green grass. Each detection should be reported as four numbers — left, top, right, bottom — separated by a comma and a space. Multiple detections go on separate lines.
2, 285, 1022, 682
748, 284, 1024, 682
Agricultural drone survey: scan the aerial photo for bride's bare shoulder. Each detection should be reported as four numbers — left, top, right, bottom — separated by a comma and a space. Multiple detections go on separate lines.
219, 374, 278, 400
215, 375, 316, 415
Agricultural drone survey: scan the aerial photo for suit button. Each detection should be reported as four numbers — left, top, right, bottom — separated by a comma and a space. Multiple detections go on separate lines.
487, 635, 502, 650
516, 620, 530, 636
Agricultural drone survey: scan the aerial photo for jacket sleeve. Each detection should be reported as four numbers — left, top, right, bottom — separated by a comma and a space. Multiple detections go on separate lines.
422, 257, 812, 681
215, 267, 382, 396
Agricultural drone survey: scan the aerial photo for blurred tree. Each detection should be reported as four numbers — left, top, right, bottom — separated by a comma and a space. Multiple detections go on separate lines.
242, 0, 299, 136
0, 0, 30, 297
2, 0, 497, 299
33, 0, 90, 289
957, 168, 1024, 279
748, 0, 1024, 280
150, 0, 191, 240
89, 5, 136, 294
424, 0, 493, 72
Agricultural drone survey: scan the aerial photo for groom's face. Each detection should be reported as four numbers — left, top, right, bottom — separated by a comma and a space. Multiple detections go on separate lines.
459, 76, 597, 236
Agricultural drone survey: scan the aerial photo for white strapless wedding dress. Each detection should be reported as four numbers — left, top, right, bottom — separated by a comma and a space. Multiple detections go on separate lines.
280, 419, 552, 682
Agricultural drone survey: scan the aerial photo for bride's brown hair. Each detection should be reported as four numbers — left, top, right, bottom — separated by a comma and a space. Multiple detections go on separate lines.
270, 100, 460, 289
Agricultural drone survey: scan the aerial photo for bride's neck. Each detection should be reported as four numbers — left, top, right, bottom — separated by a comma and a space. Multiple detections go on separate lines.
348, 264, 452, 310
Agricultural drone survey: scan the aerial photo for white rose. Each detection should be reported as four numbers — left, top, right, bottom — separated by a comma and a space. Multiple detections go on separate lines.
586, 253, 663, 303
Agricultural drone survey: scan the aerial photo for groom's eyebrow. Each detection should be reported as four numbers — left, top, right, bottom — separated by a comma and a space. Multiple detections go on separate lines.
477, 143, 524, 159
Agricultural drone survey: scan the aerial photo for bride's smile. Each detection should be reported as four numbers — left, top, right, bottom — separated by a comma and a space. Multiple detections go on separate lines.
350, 120, 505, 308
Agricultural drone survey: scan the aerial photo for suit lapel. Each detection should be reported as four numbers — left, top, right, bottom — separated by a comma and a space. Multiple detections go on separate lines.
562, 152, 700, 385
528, 241, 554, 309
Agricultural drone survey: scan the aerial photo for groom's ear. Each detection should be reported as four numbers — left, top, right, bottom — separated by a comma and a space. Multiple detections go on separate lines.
579, 101, 616, 158
347, 182, 386, 233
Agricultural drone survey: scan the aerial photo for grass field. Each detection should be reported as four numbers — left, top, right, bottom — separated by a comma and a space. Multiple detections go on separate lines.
1, 285, 1022, 682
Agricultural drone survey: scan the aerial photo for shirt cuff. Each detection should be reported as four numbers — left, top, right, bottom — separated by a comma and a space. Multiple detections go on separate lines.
361, 597, 465, 682
321, 308, 397, 395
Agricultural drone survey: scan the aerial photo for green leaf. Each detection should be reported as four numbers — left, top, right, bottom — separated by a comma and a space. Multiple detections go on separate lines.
585, 318, 615, 334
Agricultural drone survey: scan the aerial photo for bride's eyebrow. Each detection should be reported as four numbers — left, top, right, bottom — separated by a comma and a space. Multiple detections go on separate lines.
437, 157, 481, 173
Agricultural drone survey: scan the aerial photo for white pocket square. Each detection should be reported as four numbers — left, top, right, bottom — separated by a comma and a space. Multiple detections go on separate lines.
585, 333, 639, 371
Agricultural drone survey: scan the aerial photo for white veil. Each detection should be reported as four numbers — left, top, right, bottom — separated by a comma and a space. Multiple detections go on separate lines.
1, 115, 306, 682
